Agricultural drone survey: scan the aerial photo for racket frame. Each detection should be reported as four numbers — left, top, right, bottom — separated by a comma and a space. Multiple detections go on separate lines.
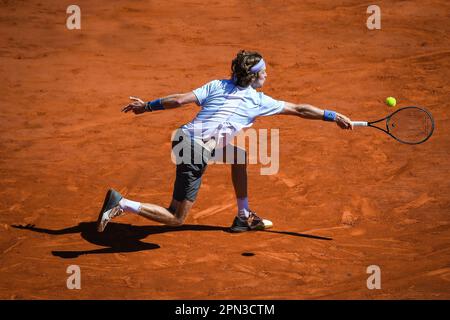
352, 106, 435, 145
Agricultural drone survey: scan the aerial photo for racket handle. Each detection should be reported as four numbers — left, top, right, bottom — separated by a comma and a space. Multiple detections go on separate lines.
351, 121, 368, 127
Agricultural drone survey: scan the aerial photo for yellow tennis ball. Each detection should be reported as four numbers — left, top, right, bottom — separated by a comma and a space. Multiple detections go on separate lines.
386, 97, 397, 107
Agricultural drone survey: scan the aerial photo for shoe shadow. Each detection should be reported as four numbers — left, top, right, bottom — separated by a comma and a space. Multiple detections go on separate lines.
11, 222, 332, 259
262, 230, 332, 241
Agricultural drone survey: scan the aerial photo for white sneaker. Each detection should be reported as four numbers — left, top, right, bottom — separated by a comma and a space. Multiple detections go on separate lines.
231, 210, 273, 232
97, 205, 124, 232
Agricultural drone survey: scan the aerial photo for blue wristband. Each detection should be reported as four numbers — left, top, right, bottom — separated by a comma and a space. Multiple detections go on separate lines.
146, 98, 165, 112
323, 110, 336, 121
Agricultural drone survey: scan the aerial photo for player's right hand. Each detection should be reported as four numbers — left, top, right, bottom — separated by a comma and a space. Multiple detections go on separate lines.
335, 113, 353, 130
122, 96, 147, 114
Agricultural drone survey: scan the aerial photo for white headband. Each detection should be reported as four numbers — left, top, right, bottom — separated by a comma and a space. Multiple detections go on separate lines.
250, 59, 266, 73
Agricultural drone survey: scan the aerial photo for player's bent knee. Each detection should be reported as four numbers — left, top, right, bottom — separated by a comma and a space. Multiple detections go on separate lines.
170, 213, 188, 226
172, 199, 193, 226
170, 219, 184, 226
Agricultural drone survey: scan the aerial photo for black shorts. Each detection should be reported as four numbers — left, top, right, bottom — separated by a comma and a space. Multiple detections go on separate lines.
171, 129, 215, 202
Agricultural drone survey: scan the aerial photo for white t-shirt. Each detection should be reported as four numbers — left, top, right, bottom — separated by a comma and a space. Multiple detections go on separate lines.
181, 79, 285, 147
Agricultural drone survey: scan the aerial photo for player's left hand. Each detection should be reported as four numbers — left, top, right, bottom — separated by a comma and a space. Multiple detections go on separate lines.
335, 113, 353, 130
122, 96, 147, 114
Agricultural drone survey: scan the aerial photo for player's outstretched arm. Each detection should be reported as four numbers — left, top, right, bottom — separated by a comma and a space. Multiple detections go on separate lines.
122, 92, 198, 114
280, 102, 353, 130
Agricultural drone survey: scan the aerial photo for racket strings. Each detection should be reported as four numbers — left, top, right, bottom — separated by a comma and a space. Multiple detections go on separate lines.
388, 108, 433, 144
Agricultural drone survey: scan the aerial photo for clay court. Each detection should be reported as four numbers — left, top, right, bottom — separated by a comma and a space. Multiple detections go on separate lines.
0, 0, 449, 299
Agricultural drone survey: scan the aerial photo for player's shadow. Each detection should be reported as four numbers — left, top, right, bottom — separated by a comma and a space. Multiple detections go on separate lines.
11, 222, 227, 259
12, 222, 332, 259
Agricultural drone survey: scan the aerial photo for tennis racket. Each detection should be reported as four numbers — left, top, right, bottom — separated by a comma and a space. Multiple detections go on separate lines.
351, 106, 434, 145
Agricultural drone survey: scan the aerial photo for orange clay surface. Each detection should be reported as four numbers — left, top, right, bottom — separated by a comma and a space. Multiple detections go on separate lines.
0, 0, 449, 299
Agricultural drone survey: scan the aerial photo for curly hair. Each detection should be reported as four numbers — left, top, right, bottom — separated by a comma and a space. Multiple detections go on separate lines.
231, 50, 263, 87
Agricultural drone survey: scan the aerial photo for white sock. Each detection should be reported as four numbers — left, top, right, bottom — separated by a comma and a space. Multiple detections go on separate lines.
238, 209, 250, 219
119, 198, 141, 213
237, 197, 250, 219
237, 197, 249, 211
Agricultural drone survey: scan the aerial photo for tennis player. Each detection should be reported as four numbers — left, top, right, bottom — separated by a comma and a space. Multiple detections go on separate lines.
97, 50, 353, 233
